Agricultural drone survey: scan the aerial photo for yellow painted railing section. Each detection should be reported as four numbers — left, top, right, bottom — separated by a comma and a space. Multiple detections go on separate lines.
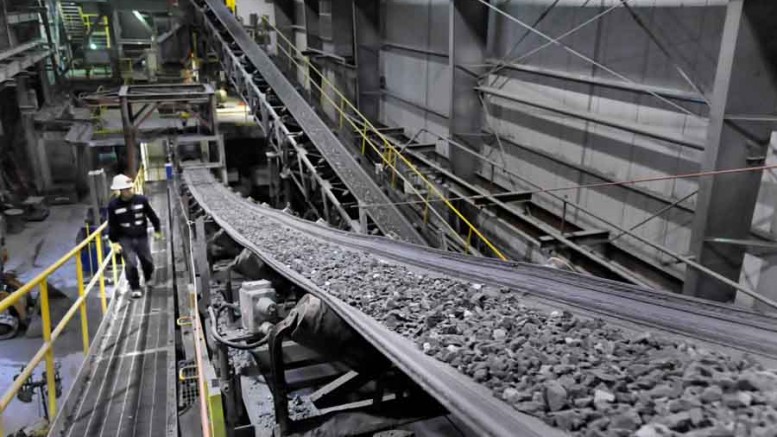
0, 169, 145, 435
81, 13, 111, 49
261, 17, 507, 260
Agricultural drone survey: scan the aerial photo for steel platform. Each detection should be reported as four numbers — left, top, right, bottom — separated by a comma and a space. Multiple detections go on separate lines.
49, 186, 177, 437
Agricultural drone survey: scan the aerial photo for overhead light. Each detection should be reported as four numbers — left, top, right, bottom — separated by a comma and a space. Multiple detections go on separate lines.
90, 43, 97, 50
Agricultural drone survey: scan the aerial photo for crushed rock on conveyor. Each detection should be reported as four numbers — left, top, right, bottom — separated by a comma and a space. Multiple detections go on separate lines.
187, 172, 777, 437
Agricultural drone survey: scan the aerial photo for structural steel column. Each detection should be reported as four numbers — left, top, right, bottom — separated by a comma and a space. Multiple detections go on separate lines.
273, 0, 295, 73
353, 0, 380, 120
304, 0, 323, 103
684, 0, 777, 301
16, 78, 48, 192
104, 5, 122, 80
448, 0, 488, 181
37, 62, 51, 104
119, 94, 138, 177
330, 0, 354, 59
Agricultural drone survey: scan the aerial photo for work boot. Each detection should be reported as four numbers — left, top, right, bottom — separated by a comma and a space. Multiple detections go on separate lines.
131, 289, 143, 299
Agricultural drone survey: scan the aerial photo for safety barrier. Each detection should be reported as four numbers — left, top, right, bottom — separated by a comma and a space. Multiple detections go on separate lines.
261, 18, 507, 261
0, 169, 145, 435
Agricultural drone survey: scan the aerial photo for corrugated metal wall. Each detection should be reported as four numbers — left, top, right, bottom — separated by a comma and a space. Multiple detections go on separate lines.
239, 0, 777, 301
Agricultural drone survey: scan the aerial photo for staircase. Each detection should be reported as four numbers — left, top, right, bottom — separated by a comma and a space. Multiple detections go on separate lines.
59, 2, 85, 46
59, 3, 110, 50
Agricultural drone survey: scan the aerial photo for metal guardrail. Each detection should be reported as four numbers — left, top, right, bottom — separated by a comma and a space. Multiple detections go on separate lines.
0, 169, 145, 435
178, 187, 222, 437
261, 17, 507, 261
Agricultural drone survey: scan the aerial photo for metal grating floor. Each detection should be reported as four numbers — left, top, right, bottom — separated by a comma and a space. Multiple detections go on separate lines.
49, 187, 177, 437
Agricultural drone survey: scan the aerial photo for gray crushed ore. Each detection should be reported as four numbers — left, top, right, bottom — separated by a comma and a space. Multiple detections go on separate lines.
211, 288, 253, 374
188, 172, 777, 437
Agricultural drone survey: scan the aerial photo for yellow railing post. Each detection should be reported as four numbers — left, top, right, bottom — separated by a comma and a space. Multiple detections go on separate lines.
85, 223, 95, 275
39, 281, 58, 418
112, 250, 119, 287
391, 152, 398, 188
423, 193, 431, 224
95, 231, 107, 314
361, 125, 368, 155
75, 252, 90, 355
338, 97, 344, 129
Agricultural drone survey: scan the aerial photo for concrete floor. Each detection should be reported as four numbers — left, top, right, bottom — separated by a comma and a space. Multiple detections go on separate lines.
0, 203, 118, 434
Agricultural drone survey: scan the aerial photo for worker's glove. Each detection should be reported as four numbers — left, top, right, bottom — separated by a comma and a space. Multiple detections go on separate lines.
154, 231, 163, 241
111, 242, 123, 254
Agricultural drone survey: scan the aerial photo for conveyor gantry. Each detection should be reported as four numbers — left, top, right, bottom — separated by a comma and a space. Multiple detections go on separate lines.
191, 0, 425, 245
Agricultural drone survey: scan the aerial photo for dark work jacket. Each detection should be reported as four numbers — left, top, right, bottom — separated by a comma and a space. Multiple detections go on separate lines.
107, 195, 161, 242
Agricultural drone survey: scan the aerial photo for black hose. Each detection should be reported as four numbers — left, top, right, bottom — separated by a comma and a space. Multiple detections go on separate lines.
207, 306, 269, 350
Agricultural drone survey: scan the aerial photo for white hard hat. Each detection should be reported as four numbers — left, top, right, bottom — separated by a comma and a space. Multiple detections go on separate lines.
110, 174, 134, 191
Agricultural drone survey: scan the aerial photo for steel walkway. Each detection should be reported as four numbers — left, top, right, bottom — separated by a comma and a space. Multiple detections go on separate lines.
49, 186, 177, 437
199, 0, 425, 245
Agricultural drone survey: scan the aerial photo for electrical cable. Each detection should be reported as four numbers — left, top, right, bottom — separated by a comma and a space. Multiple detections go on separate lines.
207, 305, 269, 350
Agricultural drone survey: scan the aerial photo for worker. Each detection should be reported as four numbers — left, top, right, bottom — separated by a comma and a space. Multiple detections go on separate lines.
107, 174, 162, 298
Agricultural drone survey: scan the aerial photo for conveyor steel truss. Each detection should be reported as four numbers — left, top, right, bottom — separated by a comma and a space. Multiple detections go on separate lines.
189, 0, 425, 245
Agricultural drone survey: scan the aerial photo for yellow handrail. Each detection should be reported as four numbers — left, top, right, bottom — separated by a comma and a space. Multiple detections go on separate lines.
0, 167, 146, 434
262, 17, 507, 260
0, 225, 119, 434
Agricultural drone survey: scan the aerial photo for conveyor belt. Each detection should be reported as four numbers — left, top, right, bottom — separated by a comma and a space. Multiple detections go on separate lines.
198, 0, 425, 245
49, 187, 176, 437
185, 168, 777, 360
183, 167, 777, 436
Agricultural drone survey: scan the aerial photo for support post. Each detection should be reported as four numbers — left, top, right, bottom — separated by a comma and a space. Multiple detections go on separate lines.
87, 170, 102, 226
39, 282, 57, 418
448, 0, 489, 182
37, 62, 51, 104
331, 0, 354, 60
684, 0, 777, 301
194, 217, 211, 312
353, 0, 381, 120
303, 0, 323, 103
105, 6, 122, 80
119, 92, 138, 176
273, 0, 295, 74
15, 77, 45, 192
96, 230, 107, 313
75, 253, 89, 355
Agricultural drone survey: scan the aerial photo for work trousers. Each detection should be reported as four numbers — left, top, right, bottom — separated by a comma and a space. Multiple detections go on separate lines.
118, 236, 154, 291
